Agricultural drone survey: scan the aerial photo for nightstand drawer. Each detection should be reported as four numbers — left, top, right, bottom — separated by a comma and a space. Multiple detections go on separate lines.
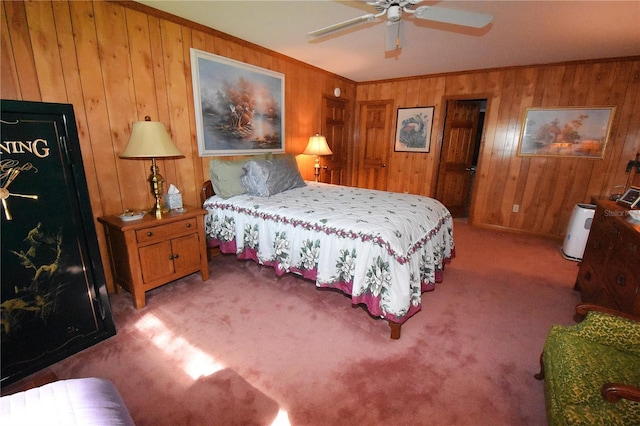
136, 218, 197, 243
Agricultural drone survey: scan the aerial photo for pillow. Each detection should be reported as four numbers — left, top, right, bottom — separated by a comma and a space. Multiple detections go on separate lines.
209, 153, 271, 199
241, 154, 306, 197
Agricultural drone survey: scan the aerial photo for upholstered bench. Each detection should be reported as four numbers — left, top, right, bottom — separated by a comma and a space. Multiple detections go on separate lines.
1, 377, 135, 425
535, 304, 640, 425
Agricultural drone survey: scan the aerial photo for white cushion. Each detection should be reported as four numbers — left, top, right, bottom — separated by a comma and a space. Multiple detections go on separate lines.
1, 378, 135, 426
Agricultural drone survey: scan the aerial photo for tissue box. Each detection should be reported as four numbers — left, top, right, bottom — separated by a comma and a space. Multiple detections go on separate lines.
164, 193, 183, 210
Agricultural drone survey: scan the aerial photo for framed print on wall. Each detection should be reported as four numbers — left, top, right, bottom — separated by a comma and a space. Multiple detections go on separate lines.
517, 106, 615, 158
394, 106, 434, 153
190, 48, 285, 156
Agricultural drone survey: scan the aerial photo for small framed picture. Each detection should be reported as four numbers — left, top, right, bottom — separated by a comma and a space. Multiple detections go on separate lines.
617, 186, 640, 208
394, 106, 434, 153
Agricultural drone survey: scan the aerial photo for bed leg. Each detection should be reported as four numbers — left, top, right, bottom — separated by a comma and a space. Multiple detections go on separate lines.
389, 321, 401, 339
206, 246, 221, 261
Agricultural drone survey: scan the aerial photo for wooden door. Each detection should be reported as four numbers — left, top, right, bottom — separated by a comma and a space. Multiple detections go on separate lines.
356, 100, 394, 190
436, 100, 481, 217
321, 96, 349, 185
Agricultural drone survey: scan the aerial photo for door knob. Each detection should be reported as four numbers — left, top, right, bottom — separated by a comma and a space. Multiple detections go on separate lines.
381, 163, 387, 168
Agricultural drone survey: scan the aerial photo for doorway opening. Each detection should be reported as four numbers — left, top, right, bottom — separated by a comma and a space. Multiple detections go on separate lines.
435, 98, 487, 219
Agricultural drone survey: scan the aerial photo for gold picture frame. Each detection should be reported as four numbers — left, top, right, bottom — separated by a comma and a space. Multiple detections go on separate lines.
190, 48, 285, 157
517, 106, 615, 158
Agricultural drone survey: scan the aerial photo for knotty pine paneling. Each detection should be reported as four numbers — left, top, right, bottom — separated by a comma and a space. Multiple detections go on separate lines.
356, 58, 640, 238
2, 0, 638, 275
1, 0, 356, 292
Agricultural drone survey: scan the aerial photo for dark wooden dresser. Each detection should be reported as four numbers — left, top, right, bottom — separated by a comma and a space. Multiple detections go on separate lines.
576, 199, 640, 315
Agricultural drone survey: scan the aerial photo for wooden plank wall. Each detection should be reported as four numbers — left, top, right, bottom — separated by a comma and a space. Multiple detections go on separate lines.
1, 0, 356, 291
356, 58, 640, 238
2, 0, 638, 268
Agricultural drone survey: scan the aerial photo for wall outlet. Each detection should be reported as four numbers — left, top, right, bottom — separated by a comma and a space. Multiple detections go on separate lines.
512, 204, 520, 213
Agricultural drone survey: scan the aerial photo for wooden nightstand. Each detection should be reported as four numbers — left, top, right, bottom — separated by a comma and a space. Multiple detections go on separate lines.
98, 207, 210, 308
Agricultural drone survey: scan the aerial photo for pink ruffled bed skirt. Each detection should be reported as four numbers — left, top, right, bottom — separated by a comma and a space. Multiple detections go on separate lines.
209, 239, 453, 324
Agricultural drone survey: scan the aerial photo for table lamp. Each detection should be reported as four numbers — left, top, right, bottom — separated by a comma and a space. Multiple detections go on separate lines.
303, 134, 333, 182
120, 116, 184, 218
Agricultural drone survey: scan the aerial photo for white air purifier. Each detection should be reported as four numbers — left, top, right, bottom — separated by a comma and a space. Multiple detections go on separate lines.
561, 203, 596, 261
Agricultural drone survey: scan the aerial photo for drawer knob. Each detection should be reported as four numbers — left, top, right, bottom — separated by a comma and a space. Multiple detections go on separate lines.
147, 231, 153, 237
186, 223, 191, 228
616, 274, 626, 286
583, 271, 592, 281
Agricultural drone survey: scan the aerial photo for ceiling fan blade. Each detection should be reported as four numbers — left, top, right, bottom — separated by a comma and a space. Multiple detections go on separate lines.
414, 6, 493, 28
308, 13, 377, 37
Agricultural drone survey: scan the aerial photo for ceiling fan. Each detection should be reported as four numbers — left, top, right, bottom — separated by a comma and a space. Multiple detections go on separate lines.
308, 1, 493, 51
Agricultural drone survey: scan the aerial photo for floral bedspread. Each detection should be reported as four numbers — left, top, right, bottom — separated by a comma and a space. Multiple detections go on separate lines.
203, 182, 454, 324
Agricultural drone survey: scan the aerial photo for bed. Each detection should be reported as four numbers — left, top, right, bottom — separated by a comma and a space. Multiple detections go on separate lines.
201, 154, 455, 339
1, 378, 135, 425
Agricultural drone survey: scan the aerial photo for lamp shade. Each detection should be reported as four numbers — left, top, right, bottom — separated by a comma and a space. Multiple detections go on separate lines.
303, 134, 333, 156
120, 118, 184, 158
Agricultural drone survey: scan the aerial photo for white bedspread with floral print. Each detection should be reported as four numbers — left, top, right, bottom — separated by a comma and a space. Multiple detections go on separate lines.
203, 182, 454, 324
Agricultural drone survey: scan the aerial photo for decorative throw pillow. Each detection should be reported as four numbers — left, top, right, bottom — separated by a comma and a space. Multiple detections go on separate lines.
241, 154, 305, 197
209, 153, 271, 199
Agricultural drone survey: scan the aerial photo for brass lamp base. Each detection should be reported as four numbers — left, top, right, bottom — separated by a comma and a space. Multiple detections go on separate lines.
148, 158, 167, 219
313, 156, 321, 182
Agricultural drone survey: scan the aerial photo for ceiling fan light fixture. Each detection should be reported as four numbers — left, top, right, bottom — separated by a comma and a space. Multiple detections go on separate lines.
387, 5, 401, 22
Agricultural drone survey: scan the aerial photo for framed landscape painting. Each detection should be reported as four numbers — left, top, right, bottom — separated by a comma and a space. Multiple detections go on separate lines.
394, 107, 434, 153
190, 48, 285, 156
517, 107, 615, 158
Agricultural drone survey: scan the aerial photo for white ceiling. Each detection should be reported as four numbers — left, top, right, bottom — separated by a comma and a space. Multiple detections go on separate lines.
136, 0, 640, 82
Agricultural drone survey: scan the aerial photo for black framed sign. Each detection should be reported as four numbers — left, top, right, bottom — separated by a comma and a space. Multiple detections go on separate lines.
1, 100, 115, 386
617, 186, 640, 208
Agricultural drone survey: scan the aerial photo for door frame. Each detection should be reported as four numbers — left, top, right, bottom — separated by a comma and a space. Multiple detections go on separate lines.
434, 94, 492, 224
